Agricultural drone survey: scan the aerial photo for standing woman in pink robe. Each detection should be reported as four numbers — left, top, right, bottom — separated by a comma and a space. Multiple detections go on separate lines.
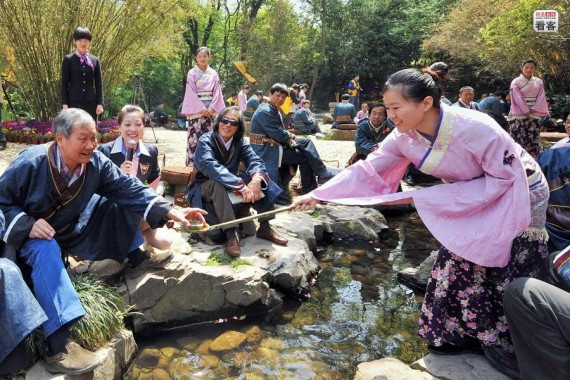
294, 66, 549, 356
181, 46, 225, 166
508, 59, 549, 158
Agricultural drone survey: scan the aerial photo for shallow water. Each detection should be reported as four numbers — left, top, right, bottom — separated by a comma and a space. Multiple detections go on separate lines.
126, 212, 440, 379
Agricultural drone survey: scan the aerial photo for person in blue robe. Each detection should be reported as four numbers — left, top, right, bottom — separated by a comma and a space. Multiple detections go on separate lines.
0, 109, 206, 374
187, 107, 287, 256
293, 100, 322, 135
242, 90, 263, 118
249, 83, 334, 204
348, 103, 393, 165
537, 146, 570, 252
0, 258, 48, 374
332, 94, 357, 129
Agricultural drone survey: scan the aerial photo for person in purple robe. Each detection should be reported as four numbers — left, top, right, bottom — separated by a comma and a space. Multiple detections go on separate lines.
508, 59, 549, 158
181, 46, 225, 166
293, 65, 549, 356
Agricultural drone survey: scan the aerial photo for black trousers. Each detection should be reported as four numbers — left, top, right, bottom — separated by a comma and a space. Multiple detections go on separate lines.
68, 100, 97, 121
281, 137, 326, 193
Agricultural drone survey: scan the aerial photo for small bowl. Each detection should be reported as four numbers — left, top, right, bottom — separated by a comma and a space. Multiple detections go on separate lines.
185, 220, 205, 231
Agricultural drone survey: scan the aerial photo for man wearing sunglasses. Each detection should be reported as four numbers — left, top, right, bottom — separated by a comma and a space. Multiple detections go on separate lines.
249, 83, 334, 204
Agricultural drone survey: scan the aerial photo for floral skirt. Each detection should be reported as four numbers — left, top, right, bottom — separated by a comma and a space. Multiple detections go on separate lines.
509, 117, 541, 158
186, 116, 213, 166
418, 234, 548, 348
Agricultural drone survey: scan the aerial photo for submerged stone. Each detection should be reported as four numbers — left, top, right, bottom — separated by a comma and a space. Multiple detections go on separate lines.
244, 325, 262, 343
210, 331, 247, 352
195, 339, 213, 355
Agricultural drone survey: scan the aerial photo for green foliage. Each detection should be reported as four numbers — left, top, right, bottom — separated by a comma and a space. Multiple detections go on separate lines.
423, 0, 570, 94
0, 0, 184, 120
70, 275, 130, 351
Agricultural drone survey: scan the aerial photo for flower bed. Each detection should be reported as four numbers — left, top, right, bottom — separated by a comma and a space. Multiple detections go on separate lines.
1, 119, 120, 145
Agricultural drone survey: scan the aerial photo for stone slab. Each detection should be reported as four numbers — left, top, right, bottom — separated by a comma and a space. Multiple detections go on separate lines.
25, 329, 136, 380
411, 353, 511, 380
330, 129, 356, 141
354, 358, 437, 380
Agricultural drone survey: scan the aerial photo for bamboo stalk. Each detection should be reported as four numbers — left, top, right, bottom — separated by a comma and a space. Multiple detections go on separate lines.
189, 205, 295, 233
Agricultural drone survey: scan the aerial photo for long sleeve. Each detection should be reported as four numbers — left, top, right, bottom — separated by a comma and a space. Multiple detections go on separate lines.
355, 123, 374, 155
209, 71, 226, 113
0, 162, 37, 250
147, 146, 161, 184
194, 138, 245, 190
256, 106, 290, 144
509, 79, 530, 116
529, 80, 549, 117
61, 56, 70, 105
312, 132, 410, 204
182, 70, 207, 115
94, 57, 103, 105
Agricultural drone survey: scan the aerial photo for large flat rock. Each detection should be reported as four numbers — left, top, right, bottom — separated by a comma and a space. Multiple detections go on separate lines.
84, 205, 387, 332
354, 358, 437, 380
411, 353, 511, 380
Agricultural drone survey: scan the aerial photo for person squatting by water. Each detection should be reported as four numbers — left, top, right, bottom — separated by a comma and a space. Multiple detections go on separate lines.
293, 65, 549, 357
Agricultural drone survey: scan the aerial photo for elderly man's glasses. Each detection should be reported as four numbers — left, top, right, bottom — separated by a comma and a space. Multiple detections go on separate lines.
220, 117, 239, 127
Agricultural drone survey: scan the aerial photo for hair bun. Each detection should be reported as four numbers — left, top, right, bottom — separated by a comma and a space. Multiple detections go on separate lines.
426, 62, 449, 81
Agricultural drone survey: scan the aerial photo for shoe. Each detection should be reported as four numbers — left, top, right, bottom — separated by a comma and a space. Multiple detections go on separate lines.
0, 142, 6, 151
225, 237, 241, 257
404, 174, 415, 186
427, 342, 482, 356
126, 250, 174, 279
483, 346, 521, 379
317, 171, 335, 185
45, 340, 102, 376
256, 228, 288, 246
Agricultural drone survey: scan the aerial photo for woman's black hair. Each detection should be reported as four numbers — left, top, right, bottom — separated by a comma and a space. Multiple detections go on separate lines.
73, 26, 92, 41
341, 93, 350, 100
117, 104, 145, 125
212, 107, 245, 140
521, 58, 537, 68
562, 110, 570, 123
269, 83, 288, 95
383, 65, 447, 109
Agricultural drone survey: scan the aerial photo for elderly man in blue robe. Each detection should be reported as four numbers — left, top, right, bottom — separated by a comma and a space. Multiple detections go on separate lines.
331, 93, 357, 129
187, 106, 287, 257
250, 83, 334, 204
0, 108, 206, 375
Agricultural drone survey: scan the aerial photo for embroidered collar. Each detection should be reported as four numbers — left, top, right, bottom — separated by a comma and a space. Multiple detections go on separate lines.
110, 138, 150, 157
415, 105, 455, 175
213, 132, 236, 164
55, 144, 85, 185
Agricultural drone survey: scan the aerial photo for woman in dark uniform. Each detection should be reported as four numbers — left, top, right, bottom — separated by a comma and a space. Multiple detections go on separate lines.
61, 26, 103, 120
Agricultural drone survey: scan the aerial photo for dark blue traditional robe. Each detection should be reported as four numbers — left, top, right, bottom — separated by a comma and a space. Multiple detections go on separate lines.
332, 102, 357, 128
355, 119, 393, 157
0, 258, 47, 365
249, 103, 290, 186
0, 143, 171, 262
243, 95, 261, 118
537, 146, 570, 252
186, 131, 282, 228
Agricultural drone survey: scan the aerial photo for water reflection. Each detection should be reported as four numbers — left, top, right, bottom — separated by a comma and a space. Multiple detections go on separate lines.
126, 212, 438, 379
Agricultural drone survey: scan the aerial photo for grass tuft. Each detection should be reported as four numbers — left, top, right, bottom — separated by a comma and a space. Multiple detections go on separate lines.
69, 275, 131, 351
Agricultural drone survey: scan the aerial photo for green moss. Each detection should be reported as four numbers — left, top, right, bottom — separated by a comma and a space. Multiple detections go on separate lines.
310, 210, 321, 218
207, 250, 252, 268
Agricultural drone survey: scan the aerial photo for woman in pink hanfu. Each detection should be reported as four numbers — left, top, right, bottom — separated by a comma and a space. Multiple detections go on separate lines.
182, 46, 225, 166
294, 67, 549, 354
508, 59, 549, 158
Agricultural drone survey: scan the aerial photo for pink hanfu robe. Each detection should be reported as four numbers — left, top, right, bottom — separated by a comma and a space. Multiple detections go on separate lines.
312, 105, 545, 268
182, 65, 225, 166
508, 74, 549, 158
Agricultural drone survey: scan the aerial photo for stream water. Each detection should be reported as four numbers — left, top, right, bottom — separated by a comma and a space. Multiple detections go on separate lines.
125, 211, 440, 379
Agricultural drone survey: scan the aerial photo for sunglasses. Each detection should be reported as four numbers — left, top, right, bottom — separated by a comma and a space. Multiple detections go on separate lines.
220, 117, 239, 127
